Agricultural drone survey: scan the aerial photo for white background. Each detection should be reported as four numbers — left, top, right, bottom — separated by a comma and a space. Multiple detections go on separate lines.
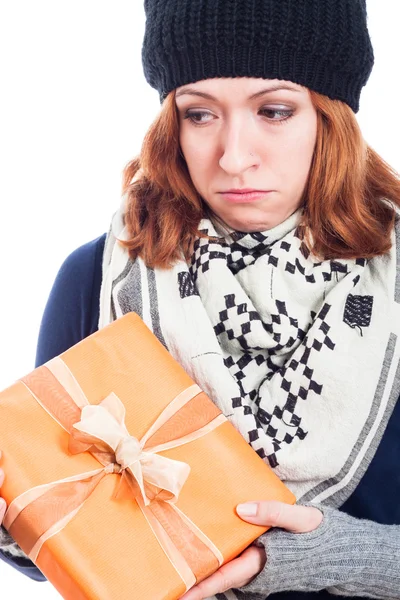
0, 1, 399, 597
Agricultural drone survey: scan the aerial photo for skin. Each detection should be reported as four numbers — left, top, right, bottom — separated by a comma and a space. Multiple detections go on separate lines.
175, 77, 318, 232
0, 466, 5, 523
176, 77, 322, 598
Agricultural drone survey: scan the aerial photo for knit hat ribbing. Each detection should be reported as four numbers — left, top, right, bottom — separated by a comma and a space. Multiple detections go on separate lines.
142, 0, 374, 113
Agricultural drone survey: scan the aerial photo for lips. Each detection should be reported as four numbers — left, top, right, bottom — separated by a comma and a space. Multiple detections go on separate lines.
219, 189, 273, 204
223, 189, 265, 194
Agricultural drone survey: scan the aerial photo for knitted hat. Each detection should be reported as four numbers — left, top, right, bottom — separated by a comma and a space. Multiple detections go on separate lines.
142, 0, 374, 113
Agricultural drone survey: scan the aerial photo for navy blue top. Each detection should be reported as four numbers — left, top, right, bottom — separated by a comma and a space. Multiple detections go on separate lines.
4, 233, 400, 597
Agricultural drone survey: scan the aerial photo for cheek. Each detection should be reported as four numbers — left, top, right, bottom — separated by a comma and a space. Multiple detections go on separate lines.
277, 121, 317, 186
180, 132, 214, 187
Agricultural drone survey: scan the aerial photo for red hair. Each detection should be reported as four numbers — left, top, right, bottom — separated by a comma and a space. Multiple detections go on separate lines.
121, 90, 400, 268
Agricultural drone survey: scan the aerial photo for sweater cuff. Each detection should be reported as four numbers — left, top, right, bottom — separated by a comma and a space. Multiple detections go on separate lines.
237, 504, 330, 597
237, 504, 400, 598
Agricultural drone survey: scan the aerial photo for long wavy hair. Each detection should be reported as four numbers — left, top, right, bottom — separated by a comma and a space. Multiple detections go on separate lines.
121, 90, 400, 268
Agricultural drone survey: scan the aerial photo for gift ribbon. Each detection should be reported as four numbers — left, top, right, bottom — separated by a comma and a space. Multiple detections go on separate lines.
4, 356, 226, 590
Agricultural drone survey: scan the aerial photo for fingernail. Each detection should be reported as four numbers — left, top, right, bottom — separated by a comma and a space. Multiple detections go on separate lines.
237, 502, 258, 517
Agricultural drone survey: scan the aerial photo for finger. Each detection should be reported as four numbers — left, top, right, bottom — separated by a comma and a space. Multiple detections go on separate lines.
0, 498, 6, 524
0, 469, 4, 487
180, 547, 263, 600
236, 501, 323, 533
180, 546, 265, 600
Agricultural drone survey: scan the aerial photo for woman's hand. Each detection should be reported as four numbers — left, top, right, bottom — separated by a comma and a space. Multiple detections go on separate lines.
180, 501, 323, 600
0, 463, 7, 525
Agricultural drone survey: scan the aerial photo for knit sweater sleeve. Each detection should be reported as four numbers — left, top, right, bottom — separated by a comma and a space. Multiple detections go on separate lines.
237, 504, 400, 599
0, 235, 105, 579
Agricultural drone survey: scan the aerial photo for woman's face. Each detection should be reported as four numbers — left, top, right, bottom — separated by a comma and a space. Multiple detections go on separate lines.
176, 77, 318, 232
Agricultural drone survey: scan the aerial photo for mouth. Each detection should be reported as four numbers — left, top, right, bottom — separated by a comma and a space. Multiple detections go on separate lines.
218, 189, 273, 204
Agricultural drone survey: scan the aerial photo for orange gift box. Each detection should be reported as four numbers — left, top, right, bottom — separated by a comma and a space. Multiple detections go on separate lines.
0, 313, 295, 600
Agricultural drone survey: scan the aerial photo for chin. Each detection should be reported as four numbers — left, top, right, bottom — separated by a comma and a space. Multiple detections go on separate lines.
224, 217, 272, 233
240, 224, 271, 233
215, 204, 280, 233
209, 202, 284, 233
220, 206, 298, 233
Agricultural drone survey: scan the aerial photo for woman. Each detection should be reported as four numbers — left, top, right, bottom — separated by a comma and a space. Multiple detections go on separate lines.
1, 0, 400, 598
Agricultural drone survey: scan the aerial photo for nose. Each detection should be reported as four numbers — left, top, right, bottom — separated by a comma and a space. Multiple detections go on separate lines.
218, 116, 260, 176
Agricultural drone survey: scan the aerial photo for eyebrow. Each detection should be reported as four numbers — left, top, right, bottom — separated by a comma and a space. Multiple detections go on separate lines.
175, 84, 302, 101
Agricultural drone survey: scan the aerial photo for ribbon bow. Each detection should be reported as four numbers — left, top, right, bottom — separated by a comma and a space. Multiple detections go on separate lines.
69, 392, 191, 506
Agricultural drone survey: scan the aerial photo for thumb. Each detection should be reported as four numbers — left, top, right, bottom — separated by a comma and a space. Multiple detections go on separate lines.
236, 501, 322, 533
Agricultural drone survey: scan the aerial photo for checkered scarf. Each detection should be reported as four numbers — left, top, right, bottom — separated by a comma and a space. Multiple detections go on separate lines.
99, 206, 400, 508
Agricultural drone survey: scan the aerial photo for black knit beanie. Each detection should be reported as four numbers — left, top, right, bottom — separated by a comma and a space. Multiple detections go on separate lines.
142, 0, 374, 113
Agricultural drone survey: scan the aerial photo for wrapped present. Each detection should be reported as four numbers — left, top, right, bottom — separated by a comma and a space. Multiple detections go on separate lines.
0, 313, 295, 600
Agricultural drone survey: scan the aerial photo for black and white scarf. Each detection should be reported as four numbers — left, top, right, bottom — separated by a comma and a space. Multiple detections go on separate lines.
99, 206, 400, 507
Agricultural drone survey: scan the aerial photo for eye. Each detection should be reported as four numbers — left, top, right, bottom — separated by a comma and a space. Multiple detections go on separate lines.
259, 107, 295, 124
183, 110, 215, 125
182, 107, 295, 126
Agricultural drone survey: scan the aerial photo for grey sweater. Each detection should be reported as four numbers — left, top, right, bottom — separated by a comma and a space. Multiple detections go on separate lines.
238, 505, 400, 599
1, 505, 399, 598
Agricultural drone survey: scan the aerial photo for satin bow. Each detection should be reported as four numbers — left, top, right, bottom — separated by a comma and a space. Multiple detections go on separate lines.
69, 392, 191, 506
